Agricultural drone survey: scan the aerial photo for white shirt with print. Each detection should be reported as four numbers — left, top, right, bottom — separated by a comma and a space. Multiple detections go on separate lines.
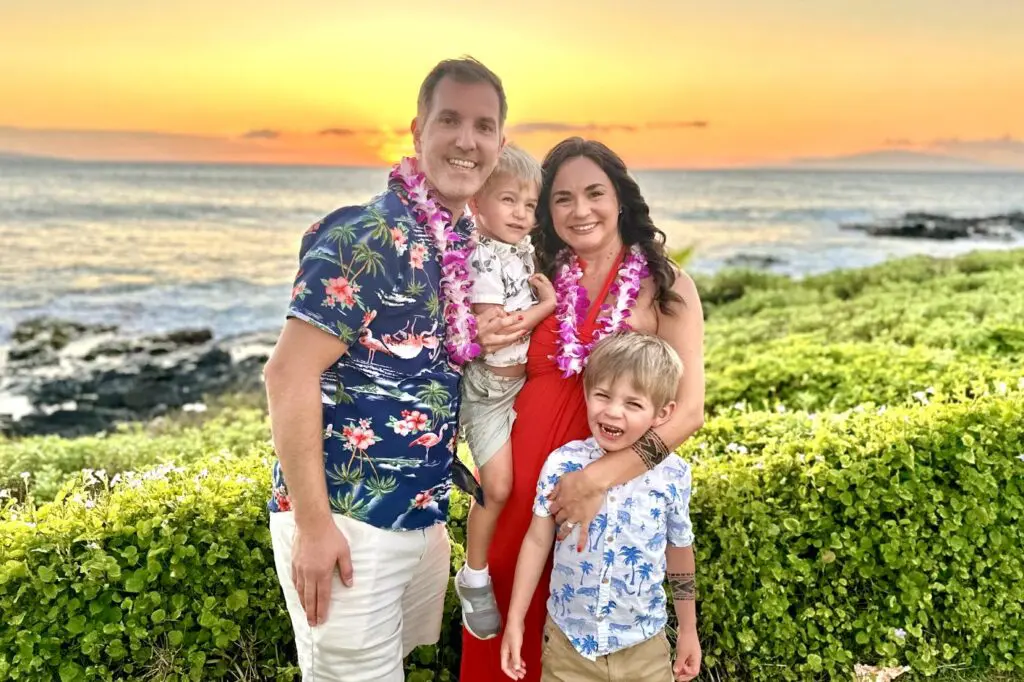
468, 233, 536, 367
532, 437, 694, 660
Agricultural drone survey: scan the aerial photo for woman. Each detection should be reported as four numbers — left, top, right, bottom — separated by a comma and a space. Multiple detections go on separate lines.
461, 137, 706, 681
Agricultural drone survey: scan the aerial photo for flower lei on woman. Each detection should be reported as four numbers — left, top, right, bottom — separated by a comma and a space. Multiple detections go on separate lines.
553, 244, 649, 377
389, 157, 481, 365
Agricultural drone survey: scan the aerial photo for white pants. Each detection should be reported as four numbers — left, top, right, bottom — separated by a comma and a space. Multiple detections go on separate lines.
269, 512, 451, 681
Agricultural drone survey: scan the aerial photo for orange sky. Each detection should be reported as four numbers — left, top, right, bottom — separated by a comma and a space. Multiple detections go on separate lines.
2, 0, 1023, 169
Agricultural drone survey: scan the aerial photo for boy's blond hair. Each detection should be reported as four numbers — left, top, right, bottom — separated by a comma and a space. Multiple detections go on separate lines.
583, 331, 683, 409
481, 142, 541, 195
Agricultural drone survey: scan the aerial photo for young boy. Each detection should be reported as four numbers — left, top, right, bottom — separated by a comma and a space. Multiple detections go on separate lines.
455, 143, 556, 640
500, 331, 702, 682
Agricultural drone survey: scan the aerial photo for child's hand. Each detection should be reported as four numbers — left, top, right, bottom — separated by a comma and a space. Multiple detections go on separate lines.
529, 273, 555, 304
500, 621, 527, 680
673, 627, 701, 681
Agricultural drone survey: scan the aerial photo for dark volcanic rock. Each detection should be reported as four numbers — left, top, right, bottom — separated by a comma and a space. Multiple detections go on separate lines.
841, 211, 1024, 240
0, 317, 277, 438
724, 253, 787, 269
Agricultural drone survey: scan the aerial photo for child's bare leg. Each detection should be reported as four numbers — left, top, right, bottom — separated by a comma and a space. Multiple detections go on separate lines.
466, 438, 514, 572
457, 438, 513, 640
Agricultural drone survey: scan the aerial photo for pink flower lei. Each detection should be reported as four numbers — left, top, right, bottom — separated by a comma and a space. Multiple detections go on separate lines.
389, 157, 480, 365
553, 244, 650, 377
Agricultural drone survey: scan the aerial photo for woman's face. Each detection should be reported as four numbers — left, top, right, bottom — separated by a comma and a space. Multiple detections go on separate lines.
548, 155, 622, 259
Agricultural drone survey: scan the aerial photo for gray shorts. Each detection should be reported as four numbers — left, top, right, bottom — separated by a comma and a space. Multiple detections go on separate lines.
459, 360, 525, 469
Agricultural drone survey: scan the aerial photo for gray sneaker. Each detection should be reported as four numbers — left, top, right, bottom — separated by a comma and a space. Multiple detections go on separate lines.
455, 567, 501, 640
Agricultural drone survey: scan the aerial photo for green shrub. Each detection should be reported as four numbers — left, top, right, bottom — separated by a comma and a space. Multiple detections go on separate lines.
0, 408, 269, 503
684, 390, 1024, 680
705, 267, 1024, 354
704, 335, 1020, 413
3, 390, 1023, 680
701, 248, 1024, 320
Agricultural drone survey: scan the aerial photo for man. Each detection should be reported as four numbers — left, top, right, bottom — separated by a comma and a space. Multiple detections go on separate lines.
263, 56, 516, 681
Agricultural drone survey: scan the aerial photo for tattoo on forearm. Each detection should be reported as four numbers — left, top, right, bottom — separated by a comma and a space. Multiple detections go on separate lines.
632, 429, 670, 470
668, 571, 696, 601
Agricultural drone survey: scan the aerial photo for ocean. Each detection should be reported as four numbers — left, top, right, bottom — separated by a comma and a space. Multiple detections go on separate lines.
3, 157, 1023, 343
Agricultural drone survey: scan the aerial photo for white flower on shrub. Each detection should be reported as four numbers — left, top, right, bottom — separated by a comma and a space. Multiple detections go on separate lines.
1016, 455, 1024, 462
725, 442, 748, 454
893, 627, 906, 639
19, 472, 30, 480
996, 381, 1007, 395
0, 489, 9, 499
1018, 377, 1024, 390
85, 500, 95, 509
877, 405, 887, 415
775, 403, 786, 413
183, 402, 207, 412
912, 391, 929, 405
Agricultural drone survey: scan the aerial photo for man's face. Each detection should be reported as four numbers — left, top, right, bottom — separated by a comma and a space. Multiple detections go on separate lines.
412, 77, 504, 213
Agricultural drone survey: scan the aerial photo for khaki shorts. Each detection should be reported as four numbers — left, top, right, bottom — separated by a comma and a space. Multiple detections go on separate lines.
459, 360, 525, 469
541, 614, 674, 682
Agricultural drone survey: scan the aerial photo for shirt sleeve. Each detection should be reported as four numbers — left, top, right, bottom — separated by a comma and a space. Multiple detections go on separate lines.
665, 458, 695, 548
286, 206, 401, 345
468, 241, 506, 306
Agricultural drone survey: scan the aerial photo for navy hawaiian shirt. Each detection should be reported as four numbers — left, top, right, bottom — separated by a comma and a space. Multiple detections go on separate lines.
267, 171, 473, 531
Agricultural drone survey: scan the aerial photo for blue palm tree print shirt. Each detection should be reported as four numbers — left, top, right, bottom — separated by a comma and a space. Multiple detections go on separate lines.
533, 437, 695, 660
267, 175, 472, 532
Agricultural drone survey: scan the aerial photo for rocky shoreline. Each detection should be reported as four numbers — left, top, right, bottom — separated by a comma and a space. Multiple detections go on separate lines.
0, 317, 277, 438
841, 211, 1024, 240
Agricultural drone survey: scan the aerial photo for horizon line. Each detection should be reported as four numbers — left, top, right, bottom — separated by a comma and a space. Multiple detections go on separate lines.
4, 152, 1024, 175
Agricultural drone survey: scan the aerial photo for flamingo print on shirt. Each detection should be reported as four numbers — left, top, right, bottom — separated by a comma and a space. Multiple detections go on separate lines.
268, 174, 472, 532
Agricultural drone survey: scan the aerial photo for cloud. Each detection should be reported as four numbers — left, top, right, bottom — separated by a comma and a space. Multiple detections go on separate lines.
240, 129, 281, 140
646, 121, 709, 130
318, 128, 359, 137
0, 125, 383, 165
510, 120, 708, 135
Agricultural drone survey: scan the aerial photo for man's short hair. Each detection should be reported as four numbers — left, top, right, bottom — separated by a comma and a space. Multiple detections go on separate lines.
481, 142, 541, 194
583, 331, 683, 409
417, 56, 507, 126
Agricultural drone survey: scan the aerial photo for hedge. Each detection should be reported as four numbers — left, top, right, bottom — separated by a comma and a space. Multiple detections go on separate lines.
706, 267, 1024, 353
2, 388, 1023, 680
0, 408, 269, 503
704, 335, 1019, 414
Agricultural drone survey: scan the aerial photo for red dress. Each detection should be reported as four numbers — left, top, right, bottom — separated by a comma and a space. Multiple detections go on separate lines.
459, 254, 624, 682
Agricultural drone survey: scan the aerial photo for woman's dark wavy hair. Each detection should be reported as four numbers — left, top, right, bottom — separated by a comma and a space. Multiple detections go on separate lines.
533, 137, 684, 315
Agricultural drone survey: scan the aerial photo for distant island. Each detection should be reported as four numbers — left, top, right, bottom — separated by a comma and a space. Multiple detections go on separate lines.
785, 149, 1012, 173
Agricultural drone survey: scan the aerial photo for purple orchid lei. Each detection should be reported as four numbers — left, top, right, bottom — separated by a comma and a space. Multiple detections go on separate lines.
389, 156, 481, 365
552, 244, 650, 377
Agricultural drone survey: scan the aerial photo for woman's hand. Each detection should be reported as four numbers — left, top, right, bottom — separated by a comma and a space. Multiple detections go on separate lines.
475, 307, 528, 355
547, 467, 605, 552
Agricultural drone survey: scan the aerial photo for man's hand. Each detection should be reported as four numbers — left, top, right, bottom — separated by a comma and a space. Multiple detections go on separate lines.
529, 273, 555, 305
475, 306, 528, 355
673, 627, 702, 681
291, 519, 354, 626
500, 620, 527, 680
548, 468, 605, 552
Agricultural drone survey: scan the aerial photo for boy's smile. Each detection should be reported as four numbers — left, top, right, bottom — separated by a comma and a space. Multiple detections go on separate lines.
585, 374, 674, 452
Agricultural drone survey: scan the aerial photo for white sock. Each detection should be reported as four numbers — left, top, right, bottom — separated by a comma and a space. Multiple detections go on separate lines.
460, 563, 491, 588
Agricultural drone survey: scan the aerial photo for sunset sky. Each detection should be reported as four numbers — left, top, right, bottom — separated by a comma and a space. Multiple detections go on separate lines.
2, 0, 1023, 169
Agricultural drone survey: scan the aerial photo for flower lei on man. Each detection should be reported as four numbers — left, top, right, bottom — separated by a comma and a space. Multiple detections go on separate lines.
553, 244, 650, 377
389, 157, 481, 365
